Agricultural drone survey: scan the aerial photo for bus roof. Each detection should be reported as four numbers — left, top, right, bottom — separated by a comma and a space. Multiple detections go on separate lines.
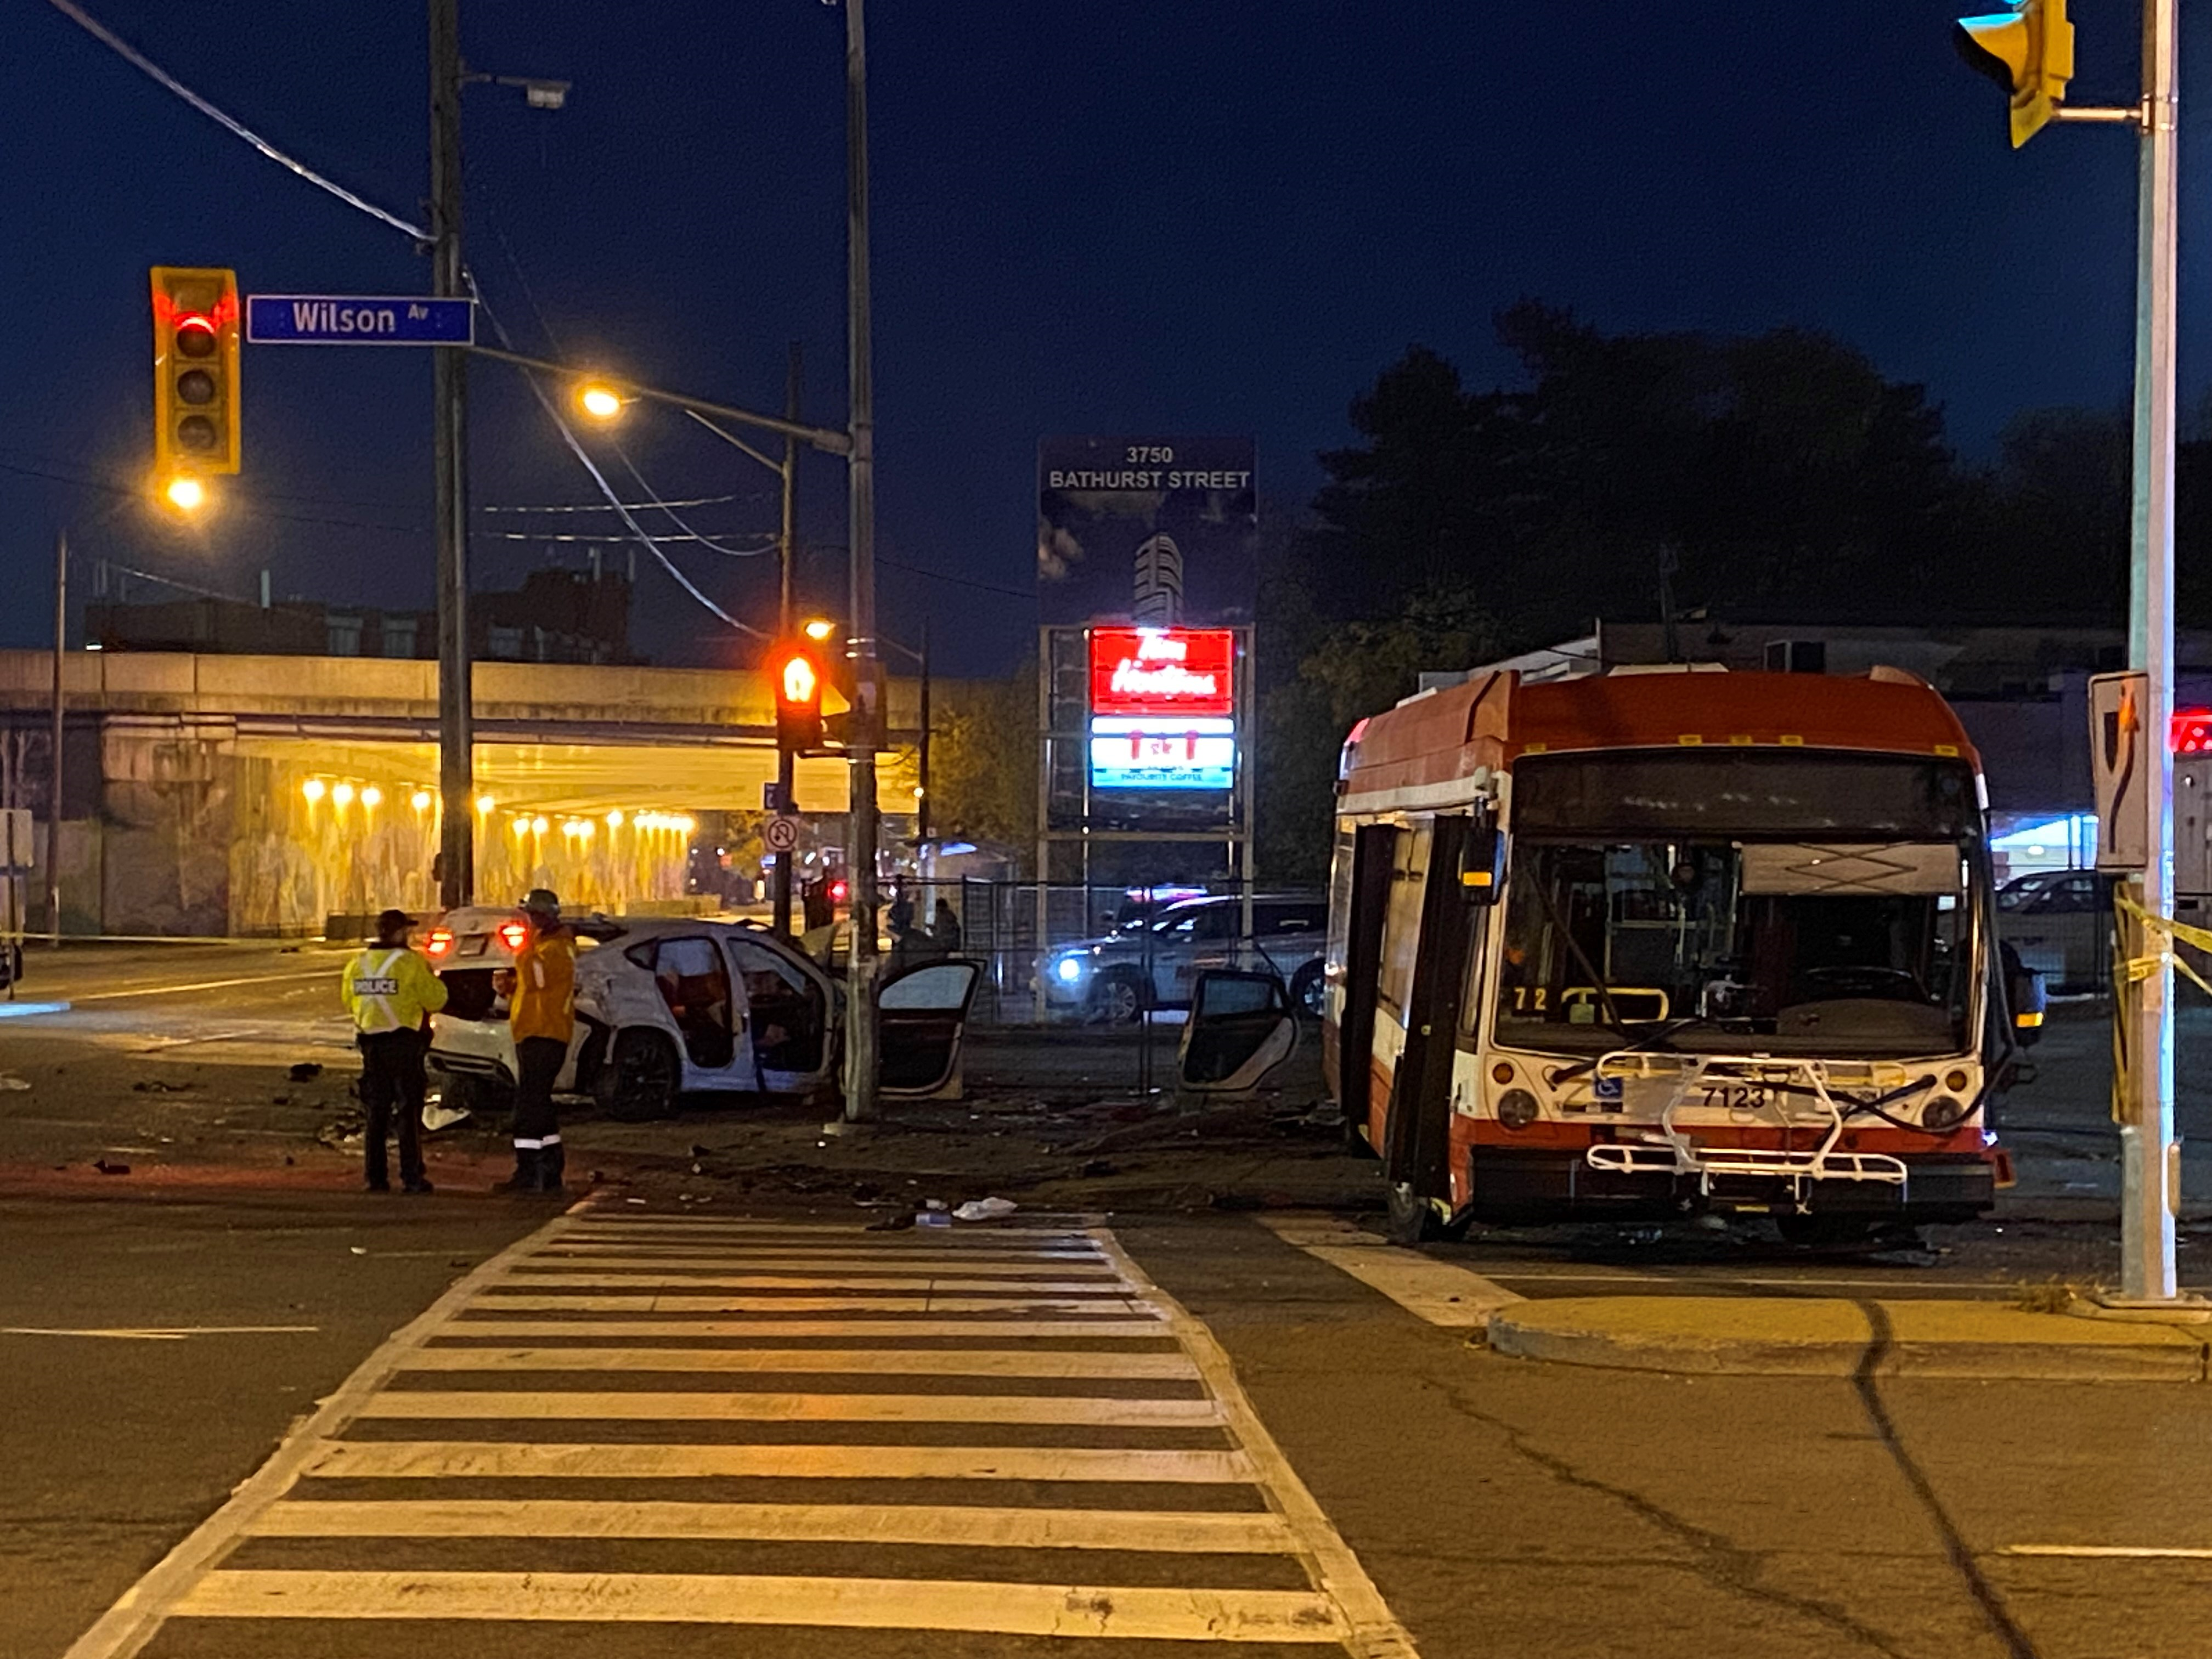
1339, 667, 1980, 809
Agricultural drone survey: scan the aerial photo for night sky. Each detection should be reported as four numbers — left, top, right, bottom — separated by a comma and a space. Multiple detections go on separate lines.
2, 1, 2202, 675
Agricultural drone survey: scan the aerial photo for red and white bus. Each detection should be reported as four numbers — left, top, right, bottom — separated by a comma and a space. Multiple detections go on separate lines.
1321, 664, 2029, 1244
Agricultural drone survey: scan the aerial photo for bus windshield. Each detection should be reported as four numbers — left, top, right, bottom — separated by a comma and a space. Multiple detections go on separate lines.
1494, 837, 1977, 1057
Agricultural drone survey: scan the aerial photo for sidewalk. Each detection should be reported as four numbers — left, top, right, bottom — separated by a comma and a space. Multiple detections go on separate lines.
1487, 1293, 2212, 1383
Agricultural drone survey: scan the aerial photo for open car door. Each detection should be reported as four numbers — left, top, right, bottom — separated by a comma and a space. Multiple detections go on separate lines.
878, 958, 982, 1099
1177, 970, 1297, 1093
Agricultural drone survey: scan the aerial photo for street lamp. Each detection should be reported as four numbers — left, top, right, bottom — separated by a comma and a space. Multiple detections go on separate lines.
575, 381, 625, 422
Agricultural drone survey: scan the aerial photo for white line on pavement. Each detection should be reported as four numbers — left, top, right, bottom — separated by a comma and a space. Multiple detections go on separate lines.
402, 1346, 1200, 1378
357, 1390, 1227, 1425
173, 1570, 1347, 1641
432, 1317, 1175, 1339
301, 1438, 1259, 1484
244, 1498, 1301, 1554
71, 969, 332, 1002
2000, 1544, 2212, 1560
1257, 1214, 1523, 1327
3, 1325, 320, 1340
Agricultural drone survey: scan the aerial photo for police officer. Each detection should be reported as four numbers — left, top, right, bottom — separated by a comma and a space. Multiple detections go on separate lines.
502, 887, 575, 1195
341, 908, 448, 1194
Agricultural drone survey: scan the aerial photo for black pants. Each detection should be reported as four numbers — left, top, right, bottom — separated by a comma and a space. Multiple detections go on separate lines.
514, 1035, 567, 1150
358, 1029, 427, 1187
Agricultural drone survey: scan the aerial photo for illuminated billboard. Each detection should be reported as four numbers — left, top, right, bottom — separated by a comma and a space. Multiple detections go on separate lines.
1090, 627, 1235, 718
1090, 717, 1236, 792
1088, 627, 1238, 791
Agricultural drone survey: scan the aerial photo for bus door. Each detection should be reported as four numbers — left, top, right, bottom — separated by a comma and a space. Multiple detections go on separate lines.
1381, 814, 1476, 1243
1339, 823, 1397, 1142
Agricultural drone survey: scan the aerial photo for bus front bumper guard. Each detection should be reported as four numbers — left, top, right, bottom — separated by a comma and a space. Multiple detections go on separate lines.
1581, 1052, 1911, 1207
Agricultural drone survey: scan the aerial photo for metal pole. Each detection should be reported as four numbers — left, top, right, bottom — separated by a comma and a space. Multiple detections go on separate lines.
842, 0, 882, 1121
917, 618, 932, 844
774, 343, 802, 939
46, 530, 65, 944
430, 0, 475, 910
2119, 0, 2181, 1302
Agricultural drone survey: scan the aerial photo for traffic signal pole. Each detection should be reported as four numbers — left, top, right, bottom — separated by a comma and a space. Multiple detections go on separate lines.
843, 0, 883, 1123
774, 343, 802, 939
430, 0, 474, 911
2119, 0, 2181, 1303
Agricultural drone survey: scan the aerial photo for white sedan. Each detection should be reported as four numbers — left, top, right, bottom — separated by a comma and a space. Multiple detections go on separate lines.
427, 913, 980, 1120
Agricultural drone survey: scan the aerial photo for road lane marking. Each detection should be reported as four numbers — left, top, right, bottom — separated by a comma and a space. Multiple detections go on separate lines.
245, 1498, 1300, 1553
470, 1293, 1169, 1314
562, 1221, 1096, 1239
357, 1390, 1225, 1425
71, 969, 333, 1001
432, 1317, 1175, 1339
2000, 1544, 2212, 1560
1096, 1229, 1419, 1659
1258, 1214, 1522, 1328
3, 1324, 320, 1340
517, 1256, 1120, 1274
1480, 1270, 2031, 1291
174, 1570, 1346, 1641
403, 1346, 1200, 1378
301, 1438, 1258, 1483
491, 1283, 1132, 1309
59, 1207, 582, 1659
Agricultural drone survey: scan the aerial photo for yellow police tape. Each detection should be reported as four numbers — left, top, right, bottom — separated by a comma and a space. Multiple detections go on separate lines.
2108, 890, 2212, 1125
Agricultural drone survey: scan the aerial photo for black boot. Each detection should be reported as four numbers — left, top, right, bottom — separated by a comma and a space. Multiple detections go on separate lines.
495, 1147, 541, 1194
535, 1142, 566, 1195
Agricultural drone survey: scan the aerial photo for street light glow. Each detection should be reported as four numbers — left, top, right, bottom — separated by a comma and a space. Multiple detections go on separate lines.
577, 381, 625, 421
163, 475, 208, 512
803, 617, 837, 642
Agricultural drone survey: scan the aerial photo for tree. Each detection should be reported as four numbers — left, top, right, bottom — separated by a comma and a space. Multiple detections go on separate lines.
928, 667, 1037, 855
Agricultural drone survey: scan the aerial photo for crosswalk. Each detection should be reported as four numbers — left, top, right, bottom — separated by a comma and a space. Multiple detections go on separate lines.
72, 1209, 1414, 1658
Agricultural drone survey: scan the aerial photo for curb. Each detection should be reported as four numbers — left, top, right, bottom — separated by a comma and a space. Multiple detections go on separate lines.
1485, 1296, 2212, 1384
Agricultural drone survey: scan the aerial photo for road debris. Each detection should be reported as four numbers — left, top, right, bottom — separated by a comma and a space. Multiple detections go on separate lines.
954, 1197, 1019, 1222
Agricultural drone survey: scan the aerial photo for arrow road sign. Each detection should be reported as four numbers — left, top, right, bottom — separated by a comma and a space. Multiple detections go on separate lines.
247, 295, 474, 346
764, 816, 801, 854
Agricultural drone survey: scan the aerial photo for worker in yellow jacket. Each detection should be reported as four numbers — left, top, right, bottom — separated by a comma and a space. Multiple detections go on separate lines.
502, 887, 577, 1195
340, 908, 448, 1193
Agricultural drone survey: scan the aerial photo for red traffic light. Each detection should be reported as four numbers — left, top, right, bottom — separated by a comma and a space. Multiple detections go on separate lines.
768, 639, 826, 753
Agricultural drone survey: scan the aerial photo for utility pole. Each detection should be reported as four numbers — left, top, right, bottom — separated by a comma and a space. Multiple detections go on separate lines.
430, 0, 474, 910
842, 0, 882, 1122
773, 343, 802, 939
917, 617, 932, 844
2118, 0, 2181, 1304
46, 531, 65, 944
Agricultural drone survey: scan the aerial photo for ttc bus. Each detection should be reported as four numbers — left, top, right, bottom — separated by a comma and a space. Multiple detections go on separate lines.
1322, 665, 2029, 1244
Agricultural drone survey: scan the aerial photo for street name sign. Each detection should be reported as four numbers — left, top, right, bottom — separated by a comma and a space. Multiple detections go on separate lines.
246, 295, 474, 346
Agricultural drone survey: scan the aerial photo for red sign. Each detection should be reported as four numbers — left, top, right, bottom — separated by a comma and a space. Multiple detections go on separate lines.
1090, 628, 1235, 718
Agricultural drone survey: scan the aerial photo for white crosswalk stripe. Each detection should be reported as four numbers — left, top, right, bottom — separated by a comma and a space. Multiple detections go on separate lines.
68, 1211, 1416, 1658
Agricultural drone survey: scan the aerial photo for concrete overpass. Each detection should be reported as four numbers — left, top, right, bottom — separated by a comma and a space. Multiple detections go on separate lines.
0, 651, 930, 936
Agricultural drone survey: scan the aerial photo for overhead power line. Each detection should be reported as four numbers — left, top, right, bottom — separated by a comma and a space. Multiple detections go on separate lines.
43, 0, 427, 241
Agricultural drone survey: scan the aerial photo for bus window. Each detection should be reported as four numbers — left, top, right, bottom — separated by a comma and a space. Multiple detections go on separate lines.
1324, 822, 1357, 988
1378, 824, 1431, 1013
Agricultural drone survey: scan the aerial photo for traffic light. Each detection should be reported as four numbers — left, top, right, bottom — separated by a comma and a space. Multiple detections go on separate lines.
1956, 0, 2074, 148
151, 267, 242, 476
768, 639, 826, 753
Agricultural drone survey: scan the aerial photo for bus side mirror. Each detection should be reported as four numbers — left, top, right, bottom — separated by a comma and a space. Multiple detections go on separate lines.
1460, 823, 1504, 907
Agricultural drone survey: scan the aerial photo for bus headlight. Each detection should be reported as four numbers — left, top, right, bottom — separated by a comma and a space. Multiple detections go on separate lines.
1497, 1088, 1541, 1130
1921, 1094, 1970, 1131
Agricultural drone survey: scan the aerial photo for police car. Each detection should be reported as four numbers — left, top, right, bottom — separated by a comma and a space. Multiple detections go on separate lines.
426, 911, 980, 1120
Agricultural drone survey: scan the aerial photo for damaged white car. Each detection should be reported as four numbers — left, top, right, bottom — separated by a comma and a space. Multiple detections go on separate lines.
427, 913, 980, 1120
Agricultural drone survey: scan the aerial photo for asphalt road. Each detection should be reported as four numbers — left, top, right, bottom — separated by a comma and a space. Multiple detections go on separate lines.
10, 1197, 2209, 1659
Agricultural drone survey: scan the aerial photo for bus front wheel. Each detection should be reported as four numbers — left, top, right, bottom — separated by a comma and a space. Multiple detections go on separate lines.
1385, 1181, 1440, 1245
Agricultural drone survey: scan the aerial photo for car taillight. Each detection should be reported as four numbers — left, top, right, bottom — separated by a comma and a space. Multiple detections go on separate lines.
828, 879, 849, 905
497, 919, 530, 952
424, 929, 453, 958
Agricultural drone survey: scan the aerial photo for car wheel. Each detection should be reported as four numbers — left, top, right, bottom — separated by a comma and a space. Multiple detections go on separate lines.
1384, 1180, 1441, 1246
603, 1030, 680, 1122
1088, 970, 1146, 1025
436, 1073, 511, 1130
1290, 962, 1325, 1020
